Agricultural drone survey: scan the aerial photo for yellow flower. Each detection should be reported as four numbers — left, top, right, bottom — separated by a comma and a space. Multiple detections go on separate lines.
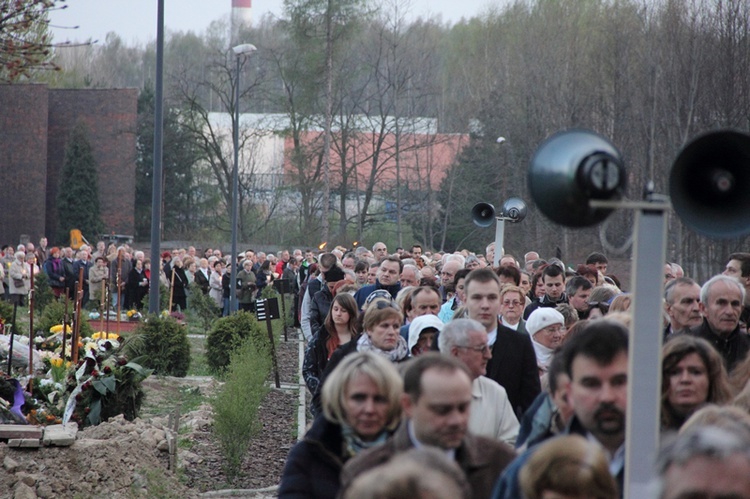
50, 324, 72, 333
92, 331, 120, 341
50, 357, 64, 368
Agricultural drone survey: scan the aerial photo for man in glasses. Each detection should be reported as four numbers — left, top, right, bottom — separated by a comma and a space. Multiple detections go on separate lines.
439, 318, 520, 446
465, 268, 540, 418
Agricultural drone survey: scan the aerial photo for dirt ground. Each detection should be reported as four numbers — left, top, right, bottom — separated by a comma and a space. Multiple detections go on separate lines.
0, 333, 301, 498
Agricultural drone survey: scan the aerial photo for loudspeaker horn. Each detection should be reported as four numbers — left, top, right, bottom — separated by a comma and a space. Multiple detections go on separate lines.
471, 202, 496, 228
501, 197, 527, 223
529, 129, 626, 227
670, 129, 750, 238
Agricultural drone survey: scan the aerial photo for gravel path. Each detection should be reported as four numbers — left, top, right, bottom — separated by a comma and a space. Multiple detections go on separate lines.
180, 330, 303, 495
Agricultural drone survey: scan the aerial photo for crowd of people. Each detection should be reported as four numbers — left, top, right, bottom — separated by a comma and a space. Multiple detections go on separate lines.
277, 241, 750, 499
4, 235, 750, 498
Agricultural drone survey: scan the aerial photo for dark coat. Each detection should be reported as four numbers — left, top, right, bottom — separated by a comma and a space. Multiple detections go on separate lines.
169, 266, 189, 299
193, 268, 211, 295
486, 321, 542, 418
303, 326, 332, 396
686, 318, 750, 373
278, 416, 348, 499
353, 280, 401, 309
311, 339, 359, 417
43, 256, 65, 288
125, 267, 148, 310
310, 286, 334, 340
523, 293, 568, 320
492, 416, 624, 499
340, 422, 516, 499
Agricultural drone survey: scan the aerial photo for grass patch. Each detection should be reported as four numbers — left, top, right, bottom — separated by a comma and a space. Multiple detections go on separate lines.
130, 467, 184, 498
187, 336, 211, 376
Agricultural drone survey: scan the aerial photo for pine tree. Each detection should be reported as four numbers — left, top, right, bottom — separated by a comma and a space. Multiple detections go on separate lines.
56, 123, 104, 243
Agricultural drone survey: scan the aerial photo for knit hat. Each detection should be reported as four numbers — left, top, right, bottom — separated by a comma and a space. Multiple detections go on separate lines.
526, 308, 565, 337
323, 265, 345, 283
408, 315, 444, 353
364, 289, 393, 307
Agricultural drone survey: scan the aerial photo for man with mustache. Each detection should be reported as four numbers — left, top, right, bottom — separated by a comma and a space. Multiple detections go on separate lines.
492, 320, 629, 498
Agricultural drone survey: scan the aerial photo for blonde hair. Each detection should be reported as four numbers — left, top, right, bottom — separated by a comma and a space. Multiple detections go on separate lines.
519, 435, 617, 499
321, 352, 403, 431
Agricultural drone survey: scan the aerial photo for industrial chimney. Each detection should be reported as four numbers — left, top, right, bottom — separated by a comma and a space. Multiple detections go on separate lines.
232, 0, 252, 30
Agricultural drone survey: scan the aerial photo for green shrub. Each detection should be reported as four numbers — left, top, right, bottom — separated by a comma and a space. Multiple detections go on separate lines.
206, 311, 267, 375
211, 336, 271, 480
139, 282, 169, 312
33, 273, 54, 313
0, 300, 13, 325
124, 315, 190, 377
37, 299, 95, 338
186, 283, 219, 333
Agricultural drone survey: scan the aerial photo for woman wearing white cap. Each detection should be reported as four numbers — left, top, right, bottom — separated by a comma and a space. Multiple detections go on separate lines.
525, 308, 566, 376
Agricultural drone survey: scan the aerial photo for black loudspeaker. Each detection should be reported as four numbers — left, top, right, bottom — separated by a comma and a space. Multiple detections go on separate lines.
471, 202, 496, 228
670, 130, 750, 238
528, 129, 626, 227
501, 197, 527, 222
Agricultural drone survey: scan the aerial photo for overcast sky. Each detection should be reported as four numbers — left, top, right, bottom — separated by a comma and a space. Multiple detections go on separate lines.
49, 0, 509, 45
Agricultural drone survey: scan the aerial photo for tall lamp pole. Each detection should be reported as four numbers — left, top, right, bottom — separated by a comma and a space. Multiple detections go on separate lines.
148, 0, 165, 314
230, 43, 257, 314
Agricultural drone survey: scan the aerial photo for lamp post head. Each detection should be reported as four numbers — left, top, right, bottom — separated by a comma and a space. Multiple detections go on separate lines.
232, 43, 257, 56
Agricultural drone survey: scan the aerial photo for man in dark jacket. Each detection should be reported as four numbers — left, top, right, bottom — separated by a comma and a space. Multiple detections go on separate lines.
686, 274, 749, 373
465, 268, 541, 417
353, 255, 402, 309
493, 320, 629, 499
340, 354, 515, 499
523, 264, 568, 320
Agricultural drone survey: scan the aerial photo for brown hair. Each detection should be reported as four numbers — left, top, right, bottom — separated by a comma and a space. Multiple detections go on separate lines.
363, 301, 403, 333
662, 335, 733, 429
323, 293, 359, 358
519, 435, 617, 499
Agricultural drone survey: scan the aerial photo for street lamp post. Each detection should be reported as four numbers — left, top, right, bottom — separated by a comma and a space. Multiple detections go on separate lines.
230, 43, 257, 314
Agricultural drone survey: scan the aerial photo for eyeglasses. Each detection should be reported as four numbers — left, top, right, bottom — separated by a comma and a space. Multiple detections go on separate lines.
539, 325, 565, 335
456, 343, 490, 354
502, 300, 522, 307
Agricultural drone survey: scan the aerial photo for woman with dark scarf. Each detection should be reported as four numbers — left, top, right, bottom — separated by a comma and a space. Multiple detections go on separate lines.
279, 353, 403, 498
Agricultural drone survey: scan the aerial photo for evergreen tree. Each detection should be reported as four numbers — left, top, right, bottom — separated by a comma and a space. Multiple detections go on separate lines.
135, 86, 203, 241
56, 123, 104, 243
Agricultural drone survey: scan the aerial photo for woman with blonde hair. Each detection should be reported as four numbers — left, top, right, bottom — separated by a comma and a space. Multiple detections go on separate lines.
519, 435, 617, 499
279, 353, 403, 498
661, 335, 733, 431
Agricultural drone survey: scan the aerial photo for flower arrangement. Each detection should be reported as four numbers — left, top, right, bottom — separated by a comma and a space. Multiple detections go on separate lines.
91, 331, 121, 341
126, 309, 142, 322
28, 336, 151, 428
49, 356, 71, 383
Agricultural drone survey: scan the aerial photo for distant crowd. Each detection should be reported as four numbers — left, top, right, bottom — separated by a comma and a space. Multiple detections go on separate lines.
4, 236, 750, 498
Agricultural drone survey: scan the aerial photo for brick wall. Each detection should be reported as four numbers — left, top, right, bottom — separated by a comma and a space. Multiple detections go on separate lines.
0, 84, 49, 246
47, 88, 138, 243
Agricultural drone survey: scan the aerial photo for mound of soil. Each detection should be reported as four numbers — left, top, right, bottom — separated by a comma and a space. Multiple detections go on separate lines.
0, 332, 301, 498
0, 415, 196, 498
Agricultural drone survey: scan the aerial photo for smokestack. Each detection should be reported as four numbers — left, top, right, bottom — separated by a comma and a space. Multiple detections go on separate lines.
232, 0, 252, 30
